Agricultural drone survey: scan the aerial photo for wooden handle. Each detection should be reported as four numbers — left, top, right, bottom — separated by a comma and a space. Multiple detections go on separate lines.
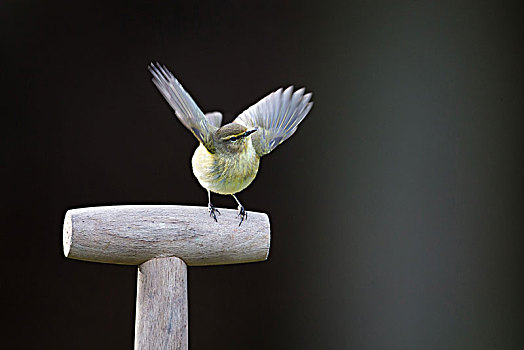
63, 205, 270, 266
135, 257, 188, 350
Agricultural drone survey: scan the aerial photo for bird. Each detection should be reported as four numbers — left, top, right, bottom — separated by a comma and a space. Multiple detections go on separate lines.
149, 63, 313, 226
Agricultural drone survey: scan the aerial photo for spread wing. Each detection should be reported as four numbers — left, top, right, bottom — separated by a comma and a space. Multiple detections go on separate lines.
234, 86, 313, 156
149, 63, 216, 153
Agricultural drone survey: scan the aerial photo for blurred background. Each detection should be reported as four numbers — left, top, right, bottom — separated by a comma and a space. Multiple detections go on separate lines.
2, 1, 523, 349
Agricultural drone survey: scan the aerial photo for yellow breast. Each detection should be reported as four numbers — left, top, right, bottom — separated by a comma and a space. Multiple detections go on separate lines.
191, 141, 260, 195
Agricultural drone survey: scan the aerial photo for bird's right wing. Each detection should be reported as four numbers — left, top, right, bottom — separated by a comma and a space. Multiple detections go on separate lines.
234, 86, 313, 156
205, 111, 223, 128
149, 63, 217, 153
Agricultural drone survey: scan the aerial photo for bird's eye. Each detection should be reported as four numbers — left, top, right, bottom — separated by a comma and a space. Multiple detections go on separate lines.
229, 136, 237, 142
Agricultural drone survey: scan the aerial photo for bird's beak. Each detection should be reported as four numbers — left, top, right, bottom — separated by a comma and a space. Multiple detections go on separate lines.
243, 128, 257, 137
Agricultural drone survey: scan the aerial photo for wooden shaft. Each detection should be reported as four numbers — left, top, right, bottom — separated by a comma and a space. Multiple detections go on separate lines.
135, 257, 188, 350
63, 205, 270, 266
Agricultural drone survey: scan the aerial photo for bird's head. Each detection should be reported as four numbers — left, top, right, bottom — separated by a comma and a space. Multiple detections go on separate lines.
214, 123, 257, 155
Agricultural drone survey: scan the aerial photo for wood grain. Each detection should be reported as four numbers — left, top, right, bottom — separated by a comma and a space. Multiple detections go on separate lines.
63, 205, 270, 266
135, 257, 188, 350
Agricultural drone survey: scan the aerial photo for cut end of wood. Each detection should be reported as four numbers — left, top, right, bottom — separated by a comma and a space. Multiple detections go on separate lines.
63, 210, 72, 257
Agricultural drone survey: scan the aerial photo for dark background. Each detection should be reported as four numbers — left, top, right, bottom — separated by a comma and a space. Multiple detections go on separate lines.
2, 1, 523, 349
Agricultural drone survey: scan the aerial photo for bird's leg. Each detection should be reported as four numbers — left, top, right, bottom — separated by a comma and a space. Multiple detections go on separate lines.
232, 194, 247, 226
207, 190, 220, 222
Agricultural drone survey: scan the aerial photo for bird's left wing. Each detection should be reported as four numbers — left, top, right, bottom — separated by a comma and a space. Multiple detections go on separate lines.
234, 86, 313, 156
149, 63, 217, 153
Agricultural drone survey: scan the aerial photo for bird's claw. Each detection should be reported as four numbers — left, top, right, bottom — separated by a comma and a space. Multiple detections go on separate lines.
237, 205, 247, 226
208, 203, 221, 222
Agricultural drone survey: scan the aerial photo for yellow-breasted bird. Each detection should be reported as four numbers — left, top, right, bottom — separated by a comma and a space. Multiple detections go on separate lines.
149, 63, 313, 226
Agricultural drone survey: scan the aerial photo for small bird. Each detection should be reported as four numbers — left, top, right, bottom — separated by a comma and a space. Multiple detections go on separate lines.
149, 63, 313, 226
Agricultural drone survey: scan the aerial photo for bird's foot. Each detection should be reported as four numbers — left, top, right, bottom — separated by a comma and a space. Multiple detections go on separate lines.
208, 203, 221, 222
237, 205, 247, 226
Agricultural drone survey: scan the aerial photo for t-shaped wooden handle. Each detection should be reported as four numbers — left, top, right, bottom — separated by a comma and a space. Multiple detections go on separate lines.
63, 205, 271, 349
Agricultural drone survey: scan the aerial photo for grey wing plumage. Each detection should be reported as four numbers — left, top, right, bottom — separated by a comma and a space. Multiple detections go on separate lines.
205, 112, 223, 128
149, 63, 216, 153
234, 86, 313, 156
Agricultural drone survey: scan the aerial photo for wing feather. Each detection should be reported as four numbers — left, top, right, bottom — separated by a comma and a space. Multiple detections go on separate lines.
234, 86, 313, 156
149, 63, 216, 152
204, 112, 223, 128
